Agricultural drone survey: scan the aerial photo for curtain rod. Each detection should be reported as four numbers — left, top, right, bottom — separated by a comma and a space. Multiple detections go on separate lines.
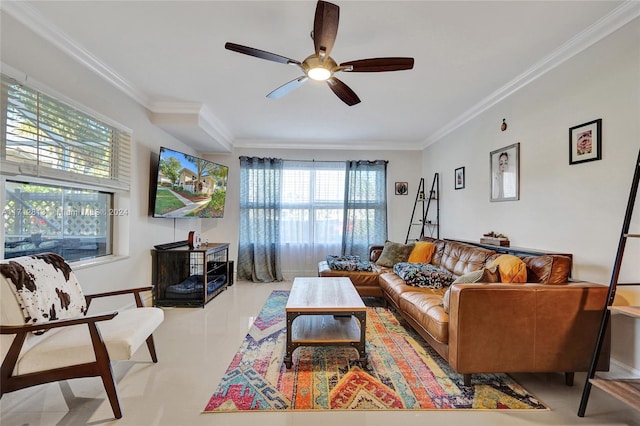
238, 156, 388, 164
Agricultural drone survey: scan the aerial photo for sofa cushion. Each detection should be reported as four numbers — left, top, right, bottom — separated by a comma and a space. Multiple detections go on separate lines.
379, 272, 445, 307
435, 240, 496, 277
487, 254, 527, 283
15, 307, 164, 375
399, 292, 449, 344
393, 262, 454, 289
521, 255, 572, 284
325, 255, 373, 272
375, 241, 415, 267
408, 241, 436, 263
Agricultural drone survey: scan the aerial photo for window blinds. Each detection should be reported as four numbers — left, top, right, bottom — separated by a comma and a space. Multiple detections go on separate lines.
1, 74, 131, 191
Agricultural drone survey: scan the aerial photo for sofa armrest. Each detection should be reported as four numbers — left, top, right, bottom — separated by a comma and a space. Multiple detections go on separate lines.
0, 311, 118, 334
369, 245, 384, 262
447, 282, 609, 374
85, 286, 153, 309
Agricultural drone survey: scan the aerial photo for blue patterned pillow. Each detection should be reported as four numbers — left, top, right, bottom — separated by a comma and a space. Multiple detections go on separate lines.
393, 262, 454, 288
326, 255, 373, 272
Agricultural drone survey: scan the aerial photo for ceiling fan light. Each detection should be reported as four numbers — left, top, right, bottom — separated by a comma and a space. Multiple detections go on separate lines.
308, 67, 331, 81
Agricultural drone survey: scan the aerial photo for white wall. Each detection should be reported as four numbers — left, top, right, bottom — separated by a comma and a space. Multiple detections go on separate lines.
1, 11, 422, 286
204, 147, 423, 276
1, 12, 200, 301
423, 19, 640, 371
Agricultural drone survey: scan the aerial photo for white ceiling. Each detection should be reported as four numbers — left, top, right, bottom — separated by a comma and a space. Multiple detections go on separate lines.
3, 1, 638, 153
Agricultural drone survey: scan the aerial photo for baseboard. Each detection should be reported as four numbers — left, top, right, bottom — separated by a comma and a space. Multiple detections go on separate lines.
609, 358, 640, 377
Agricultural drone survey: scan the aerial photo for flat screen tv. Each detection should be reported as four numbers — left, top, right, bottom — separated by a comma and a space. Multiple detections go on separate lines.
152, 147, 229, 218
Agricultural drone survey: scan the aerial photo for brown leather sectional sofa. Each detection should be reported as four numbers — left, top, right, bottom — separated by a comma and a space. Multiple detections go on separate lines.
319, 237, 610, 385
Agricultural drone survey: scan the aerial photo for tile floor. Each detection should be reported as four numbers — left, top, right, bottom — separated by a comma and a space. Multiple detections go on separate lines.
1, 280, 639, 426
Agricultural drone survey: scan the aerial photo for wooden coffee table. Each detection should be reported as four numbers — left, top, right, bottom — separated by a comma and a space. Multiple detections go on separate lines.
284, 277, 367, 369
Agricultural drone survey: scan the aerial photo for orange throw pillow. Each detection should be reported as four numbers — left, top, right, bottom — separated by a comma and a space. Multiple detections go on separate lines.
408, 241, 436, 263
488, 254, 527, 283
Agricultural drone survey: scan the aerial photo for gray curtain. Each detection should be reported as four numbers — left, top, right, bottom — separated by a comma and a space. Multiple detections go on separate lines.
237, 157, 283, 282
342, 160, 388, 258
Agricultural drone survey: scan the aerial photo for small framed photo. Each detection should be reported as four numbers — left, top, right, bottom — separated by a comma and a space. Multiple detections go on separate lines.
454, 167, 465, 190
395, 182, 408, 195
569, 118, 602, 165
490, 142, 520, 202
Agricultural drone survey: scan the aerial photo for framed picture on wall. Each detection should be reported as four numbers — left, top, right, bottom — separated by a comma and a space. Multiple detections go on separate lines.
454, 167, 465, 190
569, 118, 602, 165
395, 182, 408, 195
490, 143, 520, 202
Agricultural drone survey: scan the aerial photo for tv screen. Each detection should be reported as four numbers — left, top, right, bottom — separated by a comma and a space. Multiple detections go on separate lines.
152, 147, 229, 218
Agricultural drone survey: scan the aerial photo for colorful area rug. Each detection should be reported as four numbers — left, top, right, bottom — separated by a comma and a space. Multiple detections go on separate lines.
204, 290, 547, 412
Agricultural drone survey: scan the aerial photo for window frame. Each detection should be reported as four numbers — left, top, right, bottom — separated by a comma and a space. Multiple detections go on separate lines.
1, 68, 131, 264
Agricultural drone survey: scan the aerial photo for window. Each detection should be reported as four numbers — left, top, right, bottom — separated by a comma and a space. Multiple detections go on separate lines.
238, 157, 387, 278
4, 181, 112, 262
280, 161, 346, 247
1, 73, 130, 262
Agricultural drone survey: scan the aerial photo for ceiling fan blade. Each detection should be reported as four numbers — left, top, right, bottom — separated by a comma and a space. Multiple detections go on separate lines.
225, 42, 301, 65
266, 76, 308, 99
326, 77, 360, 106
313, 1, 339, 59
340, 57, 415, 72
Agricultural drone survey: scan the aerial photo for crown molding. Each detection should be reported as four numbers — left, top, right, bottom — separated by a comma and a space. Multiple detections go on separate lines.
2, 1, 150, 107
197, 105, 234, 152
3, 1, 233, 152
149, 102, 233, 153
422, 1, 640, 148
146, 101, 204, 115
232, 139, 424, 151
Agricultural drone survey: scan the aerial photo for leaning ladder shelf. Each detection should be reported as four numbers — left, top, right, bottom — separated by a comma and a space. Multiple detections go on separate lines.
578, 149, 640, 416
405, 173, 439, 244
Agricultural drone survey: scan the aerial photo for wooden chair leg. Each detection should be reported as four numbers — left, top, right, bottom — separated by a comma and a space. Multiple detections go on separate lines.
146, 335, 158, 363
89, 322, 122, 419
99, 365, 122, 419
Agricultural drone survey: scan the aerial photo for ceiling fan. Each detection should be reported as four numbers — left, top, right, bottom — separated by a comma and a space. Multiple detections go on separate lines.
225, 0, 414, 106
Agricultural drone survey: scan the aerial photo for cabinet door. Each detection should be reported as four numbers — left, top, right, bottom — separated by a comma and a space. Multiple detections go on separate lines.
156, 251, 190, 299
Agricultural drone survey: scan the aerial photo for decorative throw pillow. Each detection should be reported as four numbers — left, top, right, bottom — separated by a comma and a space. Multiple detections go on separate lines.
375, 241, 415, 267
326, 255, 373, 272
0, 253, 86, 334
408, 241, 436, 264
444, 266, 501, 313
452, 265, 500, 284
393, 262, 454, 289
443, 287, 451, 314
487, 254, 527, 283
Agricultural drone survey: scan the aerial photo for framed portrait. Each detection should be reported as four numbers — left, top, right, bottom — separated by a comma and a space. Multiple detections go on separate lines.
569, 118, 602, 165
395, 181, 408, 195
454, 167, 465, 190
490, 142, 520, 202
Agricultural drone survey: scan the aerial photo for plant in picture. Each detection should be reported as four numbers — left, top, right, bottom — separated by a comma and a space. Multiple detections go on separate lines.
483, 231, 508, 239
